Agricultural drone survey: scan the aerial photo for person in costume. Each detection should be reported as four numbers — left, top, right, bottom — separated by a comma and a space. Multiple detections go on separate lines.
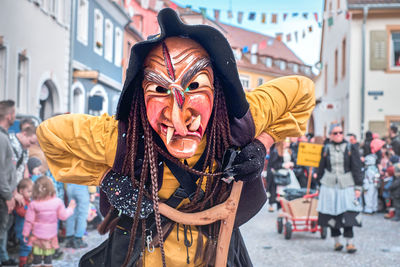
316, 123, 363, 254
36, 8, 315, 267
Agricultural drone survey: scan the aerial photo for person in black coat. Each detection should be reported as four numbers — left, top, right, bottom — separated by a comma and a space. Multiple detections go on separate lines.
389, 163, 400, 221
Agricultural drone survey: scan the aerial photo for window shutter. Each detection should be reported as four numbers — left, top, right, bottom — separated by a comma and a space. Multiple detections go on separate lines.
370, 30, 387, 70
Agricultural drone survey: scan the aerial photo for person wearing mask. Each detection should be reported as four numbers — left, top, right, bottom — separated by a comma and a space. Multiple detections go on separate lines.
316, 123, 363, 253
0, 100, 19, 266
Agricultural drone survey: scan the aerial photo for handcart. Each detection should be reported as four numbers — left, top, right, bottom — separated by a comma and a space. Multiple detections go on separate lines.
276, 191, 327, 240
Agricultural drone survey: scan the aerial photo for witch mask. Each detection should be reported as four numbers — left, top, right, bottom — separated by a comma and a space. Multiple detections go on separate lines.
143, 37, 214, 159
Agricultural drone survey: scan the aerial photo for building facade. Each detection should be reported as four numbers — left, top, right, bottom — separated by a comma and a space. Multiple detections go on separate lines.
71, 0, 130, 116
0, 0, 71, 120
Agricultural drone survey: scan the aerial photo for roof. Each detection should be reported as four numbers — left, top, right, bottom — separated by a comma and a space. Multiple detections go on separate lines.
348, 0, 400, 4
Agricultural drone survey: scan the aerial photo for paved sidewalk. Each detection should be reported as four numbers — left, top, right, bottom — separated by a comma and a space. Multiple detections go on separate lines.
241, 205, 400, 267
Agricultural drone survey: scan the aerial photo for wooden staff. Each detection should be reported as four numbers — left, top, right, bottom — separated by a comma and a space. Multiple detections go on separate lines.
158, 180, 244, 267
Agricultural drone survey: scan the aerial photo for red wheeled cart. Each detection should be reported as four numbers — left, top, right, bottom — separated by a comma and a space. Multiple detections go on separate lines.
276, 192, 327, 240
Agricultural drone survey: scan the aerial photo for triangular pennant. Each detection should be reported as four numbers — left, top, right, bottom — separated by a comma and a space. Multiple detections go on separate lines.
294, 31, 298, 42
249, 12, 256, 20
214, 9, 220, 21
261, 13, 266, 23
328, 17, 333, 26
346, 11, 351, 20
199, 7, 207, 18
271, 13, 277, 24
337, 9, 343, 15
314, 12, 318, 22
242, 46, 249, 53
302, 29, 306, 38
251, 43, 258, 54
308, 25, 313, 32
292, 12, 299, 17
283, 13, 288, 21
238, 11, 243, 23
318, 22, 322, 28
276, 33, 283, 41
302, 12, 308, 19
228, 10, 233, 19
169, 2, 177, 10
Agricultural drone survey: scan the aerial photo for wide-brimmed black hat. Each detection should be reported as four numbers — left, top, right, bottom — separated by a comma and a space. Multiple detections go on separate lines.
116, 8, 248, 121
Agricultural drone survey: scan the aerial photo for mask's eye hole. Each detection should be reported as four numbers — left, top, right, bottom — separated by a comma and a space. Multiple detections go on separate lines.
156, 86, 169, 94
187, 82, 199, 91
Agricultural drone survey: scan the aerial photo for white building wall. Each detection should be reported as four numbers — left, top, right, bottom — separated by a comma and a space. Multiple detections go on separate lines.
349, 14, 400, 137
0, 0, 70, 116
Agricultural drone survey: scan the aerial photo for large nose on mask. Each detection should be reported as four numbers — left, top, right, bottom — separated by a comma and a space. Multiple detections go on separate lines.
170, 87, 188, 136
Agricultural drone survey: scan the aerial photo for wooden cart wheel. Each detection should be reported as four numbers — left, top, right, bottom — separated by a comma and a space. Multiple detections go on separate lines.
284, 221, 292, 240
277, 217, 283, 234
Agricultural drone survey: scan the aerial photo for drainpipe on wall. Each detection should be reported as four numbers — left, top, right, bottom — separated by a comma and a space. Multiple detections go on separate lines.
68, 0, 76, 112
360, 5, 368, 140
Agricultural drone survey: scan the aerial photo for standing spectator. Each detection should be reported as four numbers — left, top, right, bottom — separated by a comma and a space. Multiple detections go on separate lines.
363, 154, 380, 214
23, 177, 76, 267
389, 163, 400, 221
346, 133, 359, 147
389, 125, 400, 156
65, 184, 90, 249
14, 179, 33, 267
9, 125, 37, 183
266, 143, 284, 212
0, 100, 19, 266
316, 123, 363, 253
362, 131, 373, 157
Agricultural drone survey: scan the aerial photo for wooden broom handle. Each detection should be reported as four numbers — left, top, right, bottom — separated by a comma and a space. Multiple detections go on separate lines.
158, 181, 244, 267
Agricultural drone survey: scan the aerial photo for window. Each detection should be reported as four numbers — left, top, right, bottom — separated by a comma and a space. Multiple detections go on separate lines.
334, 49, 338, 84
77, 0, 89, 45
0, 43, 7, 98
17, 52, 29, 108
342, 38, 346, 77
250, 54, 257, 64
104, 19, 114, 62
293, 63, 299, 73
265, 57, 272, 68
114, 27, 123, 67
279, 60, 286, 70
257, 78, 264, 86
93, 9, 104, 55
337, 0, 340, 10
324, 64, 328, 95
390, 31, 400, 68
239, 75, 250, 90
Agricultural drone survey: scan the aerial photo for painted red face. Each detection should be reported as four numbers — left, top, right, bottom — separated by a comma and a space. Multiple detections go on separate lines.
142, 37, 214, 159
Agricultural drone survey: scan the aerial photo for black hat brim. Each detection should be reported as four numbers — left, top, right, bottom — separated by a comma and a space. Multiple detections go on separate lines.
116, 8, 248, 121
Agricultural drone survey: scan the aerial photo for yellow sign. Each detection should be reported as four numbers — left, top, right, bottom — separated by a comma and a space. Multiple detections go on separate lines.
296, 142, 323, 167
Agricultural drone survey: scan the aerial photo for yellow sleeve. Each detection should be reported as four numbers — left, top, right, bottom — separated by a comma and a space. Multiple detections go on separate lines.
36, 113, 118, 186
246, 75, 315, 141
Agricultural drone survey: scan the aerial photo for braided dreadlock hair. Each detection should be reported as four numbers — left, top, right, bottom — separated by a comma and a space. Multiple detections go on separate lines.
100, 69, 233, 267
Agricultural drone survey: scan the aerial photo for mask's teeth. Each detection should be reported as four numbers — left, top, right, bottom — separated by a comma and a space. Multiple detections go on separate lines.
166, 126, 174, 145
188, 115, 201, 132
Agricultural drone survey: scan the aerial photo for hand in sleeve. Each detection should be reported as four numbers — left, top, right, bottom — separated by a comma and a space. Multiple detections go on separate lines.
223, 139, 266, 183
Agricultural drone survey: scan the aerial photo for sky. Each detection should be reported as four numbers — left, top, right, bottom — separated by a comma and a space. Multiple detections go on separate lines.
173, 0, 325, 67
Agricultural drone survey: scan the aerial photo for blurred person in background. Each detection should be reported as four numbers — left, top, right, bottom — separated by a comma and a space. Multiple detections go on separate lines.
316, 123, 363, 253
389, 163, 400, 221
389, 125, 400, 156
0, 100, 19, 266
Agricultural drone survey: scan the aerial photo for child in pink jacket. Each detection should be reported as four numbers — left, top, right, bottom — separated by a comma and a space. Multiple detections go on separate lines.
23, 176, 76, 267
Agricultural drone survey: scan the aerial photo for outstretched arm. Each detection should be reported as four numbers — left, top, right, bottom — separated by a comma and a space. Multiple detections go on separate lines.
36, 114, 118, 186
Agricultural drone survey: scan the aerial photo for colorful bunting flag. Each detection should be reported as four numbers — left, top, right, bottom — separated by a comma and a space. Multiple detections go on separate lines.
294, 31, 298, 42
286, 33, 291, 42
308, 26, 313, 32
242, 46, 249, 53
214, 9, 220, 21
199, 7, 207, 18
276, 33, 283, 41
259, 40, 267, 50
302, 12, 308, 19
292, 13, 298, 17
328, 17, 333, 26
302, 30, 306, 38
337, 9, 343, 15
283, 13, 288, 21
314, 12, 318, 22
228, 10, 233, 19
345, 11, 351, 20
271, 13, 277, 24
251, 43, 258, 54
249, 12, 256, 20
318, 22, 322, 28
261, 13, 266, 23
238, 11, 243, 23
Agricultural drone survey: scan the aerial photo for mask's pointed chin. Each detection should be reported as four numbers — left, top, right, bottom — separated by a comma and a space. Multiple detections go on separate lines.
164, 138, 199, 159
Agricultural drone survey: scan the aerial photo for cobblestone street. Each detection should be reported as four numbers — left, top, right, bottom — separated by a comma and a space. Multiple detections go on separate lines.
241, 205, 400, 267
